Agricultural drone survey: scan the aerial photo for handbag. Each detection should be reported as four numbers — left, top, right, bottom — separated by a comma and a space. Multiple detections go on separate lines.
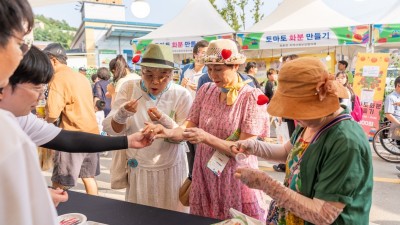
178, 127, 242, 206
110, 150, 129, 189
178, 176, 192, 206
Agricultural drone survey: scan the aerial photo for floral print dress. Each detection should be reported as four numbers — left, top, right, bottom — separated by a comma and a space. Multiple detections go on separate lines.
187, 83, 268, 220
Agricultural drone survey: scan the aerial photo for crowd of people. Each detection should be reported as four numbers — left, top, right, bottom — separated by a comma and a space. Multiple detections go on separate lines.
0, 0, 385, 224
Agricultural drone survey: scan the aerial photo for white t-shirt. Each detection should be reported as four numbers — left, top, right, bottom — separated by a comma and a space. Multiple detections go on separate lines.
0, 109, 58, 225
183, 68, 204, 100
17, 113, 61, 146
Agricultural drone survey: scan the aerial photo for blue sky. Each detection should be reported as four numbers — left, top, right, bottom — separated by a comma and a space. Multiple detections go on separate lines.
33, 0, 400, 29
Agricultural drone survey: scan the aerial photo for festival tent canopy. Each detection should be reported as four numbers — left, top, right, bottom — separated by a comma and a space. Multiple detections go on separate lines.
237, 0, 368, 50
28, 0, 77, 7
372, 4, 400, 46
132, 0, 235, 54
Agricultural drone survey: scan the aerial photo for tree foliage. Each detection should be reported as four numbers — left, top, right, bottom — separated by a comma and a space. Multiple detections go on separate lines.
251, 0, 264, 23
209, 0, 264, 31
33, 15, 77, 50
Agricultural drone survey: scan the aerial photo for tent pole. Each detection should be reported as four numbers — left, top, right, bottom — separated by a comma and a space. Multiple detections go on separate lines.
367, 24, 374, 53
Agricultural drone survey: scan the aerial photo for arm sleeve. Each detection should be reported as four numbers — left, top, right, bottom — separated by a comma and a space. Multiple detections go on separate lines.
103, 81, 133, 135
42, 130, 128, 152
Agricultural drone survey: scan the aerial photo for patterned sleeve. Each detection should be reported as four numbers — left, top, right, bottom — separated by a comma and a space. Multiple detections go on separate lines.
187, 82, 210, 126
241, 88, 269, 137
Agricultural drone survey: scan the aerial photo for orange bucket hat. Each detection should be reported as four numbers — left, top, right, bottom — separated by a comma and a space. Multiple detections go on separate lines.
267, 57, 349, 120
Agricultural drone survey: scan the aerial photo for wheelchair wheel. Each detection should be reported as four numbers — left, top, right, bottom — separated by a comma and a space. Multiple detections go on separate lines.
372, 126, 400, 163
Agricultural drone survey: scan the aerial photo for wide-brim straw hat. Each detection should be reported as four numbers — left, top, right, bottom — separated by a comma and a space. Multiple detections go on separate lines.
140, 44, 175, 69
267, 57, 349, 120
201, 39, 246, 65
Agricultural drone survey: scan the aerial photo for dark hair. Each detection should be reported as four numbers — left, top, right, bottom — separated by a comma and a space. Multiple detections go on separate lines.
0, 0, 34, 48
95, 100, 106, 111
338, 60, 348, 68
109, 55, 129, 83
395, 76, 400, 88
96, 67, 111, 81
283, 54, 299, 63
193, 40, 209, 57
267, 68, 276, 77
244, 62, 257, 73
9, 45, 54, 89
336, 72, 354, 96
91, 74, 98, 83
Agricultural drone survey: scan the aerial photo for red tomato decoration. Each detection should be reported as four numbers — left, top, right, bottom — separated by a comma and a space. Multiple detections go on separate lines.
371, 57, 378, 63
257, 95, 269, 105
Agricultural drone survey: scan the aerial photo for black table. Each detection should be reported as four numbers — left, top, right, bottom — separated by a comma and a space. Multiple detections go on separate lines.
57, 191, 221, 225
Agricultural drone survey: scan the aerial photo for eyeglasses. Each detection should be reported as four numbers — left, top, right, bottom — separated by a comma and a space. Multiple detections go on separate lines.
142, 68, 172, 83
13, 34, 32, 55
17, 84, 46, 101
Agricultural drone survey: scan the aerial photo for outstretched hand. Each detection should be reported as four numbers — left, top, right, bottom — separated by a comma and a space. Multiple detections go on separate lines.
147, 107, 162, 121
123, 98, 140, 113
182, 128, 209, 144
127, 132, 155, 149
142, 122, 173, 139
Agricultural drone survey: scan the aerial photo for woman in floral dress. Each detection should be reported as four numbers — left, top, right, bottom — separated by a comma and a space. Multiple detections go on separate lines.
144, 39, 269, 220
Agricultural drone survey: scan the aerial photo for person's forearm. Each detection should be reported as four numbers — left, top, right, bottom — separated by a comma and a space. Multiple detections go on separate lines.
386, 113, 400, 125
42, 130, 128, 152
203, 134, 234, 156
111, 119, 126, 133
242, 139, 291, 162
240, 170, 343, 225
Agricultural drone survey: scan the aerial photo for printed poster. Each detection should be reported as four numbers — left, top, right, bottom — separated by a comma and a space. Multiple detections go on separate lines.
353, 53, 390, 140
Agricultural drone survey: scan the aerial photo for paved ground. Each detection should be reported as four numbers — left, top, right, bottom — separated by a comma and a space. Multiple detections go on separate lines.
43, 145, 400, 225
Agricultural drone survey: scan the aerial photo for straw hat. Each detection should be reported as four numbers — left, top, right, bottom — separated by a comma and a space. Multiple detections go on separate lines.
140, 44, 175, 69
201, 39, 246, 65
267, 57, 349, 120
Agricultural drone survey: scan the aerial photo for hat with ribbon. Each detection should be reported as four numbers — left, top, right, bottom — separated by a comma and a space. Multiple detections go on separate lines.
267, 57, 349, 120
140, 44, 175, 69
201, 39, 246, 65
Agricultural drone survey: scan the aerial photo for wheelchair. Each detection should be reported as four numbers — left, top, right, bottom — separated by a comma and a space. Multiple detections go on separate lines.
372, 120, 400, 163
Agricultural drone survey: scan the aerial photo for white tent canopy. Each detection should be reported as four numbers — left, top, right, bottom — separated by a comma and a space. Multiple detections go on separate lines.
28, 0, 77, 7
136, 0, 234, 40
376, 3, 400, 24
245, 0, 361, 33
